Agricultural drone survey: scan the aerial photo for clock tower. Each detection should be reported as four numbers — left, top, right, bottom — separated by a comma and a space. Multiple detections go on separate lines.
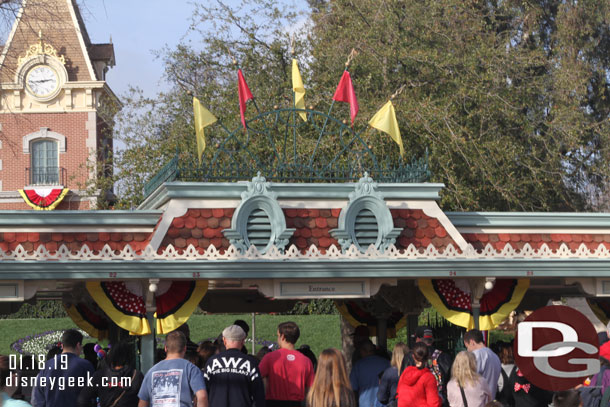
0, 0, 117, 210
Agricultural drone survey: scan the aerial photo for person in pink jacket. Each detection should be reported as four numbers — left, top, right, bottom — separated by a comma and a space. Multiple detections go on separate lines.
447, 351, 492, 407
396, 343, 442, 407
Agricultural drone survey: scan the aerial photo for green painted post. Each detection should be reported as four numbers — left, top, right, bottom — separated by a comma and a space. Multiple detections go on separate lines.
141, 311, 156, 373
407, 314, 418, 348
473, 305, 480, 331
377, 318, 388, 352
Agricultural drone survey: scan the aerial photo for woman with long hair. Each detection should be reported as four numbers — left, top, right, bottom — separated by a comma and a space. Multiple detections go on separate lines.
306, 348, 355, 407
77, 341, 144, 407
496, 342, 516, 407
447, 351, 491, 407
396, 342, 441, 407
378, 343, 409, 407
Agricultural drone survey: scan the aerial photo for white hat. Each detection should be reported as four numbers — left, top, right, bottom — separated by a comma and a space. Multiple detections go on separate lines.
223, 325, 246, 341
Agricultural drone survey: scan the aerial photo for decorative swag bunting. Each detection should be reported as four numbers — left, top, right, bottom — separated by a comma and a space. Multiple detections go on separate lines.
86, 280, 208, 335
418, 278, 529, 330
63, 301, 111, 340
19, 188, 68, 210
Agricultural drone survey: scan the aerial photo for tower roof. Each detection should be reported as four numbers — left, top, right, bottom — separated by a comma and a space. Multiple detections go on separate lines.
0, 0, 114, 83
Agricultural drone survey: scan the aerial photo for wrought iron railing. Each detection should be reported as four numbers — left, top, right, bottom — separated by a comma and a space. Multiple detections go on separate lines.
25, 167, 66, 186
143, 155, 179, 197
143, 107, 431, 196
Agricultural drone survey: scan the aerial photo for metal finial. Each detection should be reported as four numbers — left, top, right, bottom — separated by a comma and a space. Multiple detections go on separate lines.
345, 49, 357, 69
390, 84, 407, 100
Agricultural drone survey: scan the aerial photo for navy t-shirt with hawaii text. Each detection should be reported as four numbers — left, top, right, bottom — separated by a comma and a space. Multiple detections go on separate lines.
204, 348, 265, 407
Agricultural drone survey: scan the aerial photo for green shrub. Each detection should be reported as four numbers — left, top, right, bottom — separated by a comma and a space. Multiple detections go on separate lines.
284, 299, 338, 315
0, 301, 67, 319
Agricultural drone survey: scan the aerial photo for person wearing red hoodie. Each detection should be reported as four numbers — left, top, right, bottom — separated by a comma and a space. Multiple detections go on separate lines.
396, 342, 441, 407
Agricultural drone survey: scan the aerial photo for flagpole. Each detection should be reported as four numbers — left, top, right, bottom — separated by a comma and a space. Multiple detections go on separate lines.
190, 90, 237, 167
293, 88, 297, 165
390, 84, 407, 163
310, 50, 356, 166
291, 45, 297, 166
230, 52, 271, 144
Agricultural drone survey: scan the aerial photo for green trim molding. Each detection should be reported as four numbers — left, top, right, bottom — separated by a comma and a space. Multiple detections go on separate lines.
0, 210, 162, 226
446, 212, 610, 228
138, 181, 445, 210
0, 258, 609, 279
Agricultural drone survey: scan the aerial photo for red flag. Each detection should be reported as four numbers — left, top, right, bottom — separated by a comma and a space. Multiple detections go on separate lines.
332, 70, 359, 125
238, 69, 253, 129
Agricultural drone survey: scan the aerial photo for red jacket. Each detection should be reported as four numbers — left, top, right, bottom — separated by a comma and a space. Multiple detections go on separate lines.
396, 366, 442, 407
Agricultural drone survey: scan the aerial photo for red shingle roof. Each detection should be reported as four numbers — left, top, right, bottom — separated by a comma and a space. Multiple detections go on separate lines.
463, 233, 610, 251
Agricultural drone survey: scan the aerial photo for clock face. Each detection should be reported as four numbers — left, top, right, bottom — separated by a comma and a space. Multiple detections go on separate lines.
26, 65, 59, 98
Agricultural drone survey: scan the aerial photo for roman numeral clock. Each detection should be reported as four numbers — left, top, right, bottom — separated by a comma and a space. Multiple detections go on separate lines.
17, 32, 68, 103
25, 64, 59, 99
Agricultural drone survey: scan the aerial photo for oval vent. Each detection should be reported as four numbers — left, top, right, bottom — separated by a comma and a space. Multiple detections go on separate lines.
246, 209, 272, 250
354, 208, 379, 249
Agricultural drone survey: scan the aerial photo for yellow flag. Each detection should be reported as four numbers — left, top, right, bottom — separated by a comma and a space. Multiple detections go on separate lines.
368, 100, 404, 156
193, 97, 217, 163
292, 59, 307, 121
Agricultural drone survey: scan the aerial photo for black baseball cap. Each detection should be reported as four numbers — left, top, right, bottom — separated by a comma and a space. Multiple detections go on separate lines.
414, 326, 434, 341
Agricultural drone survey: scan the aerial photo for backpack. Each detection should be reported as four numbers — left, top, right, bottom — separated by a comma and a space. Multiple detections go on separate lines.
496, 365, 517, 406
580, 367, 610, 407
427, 349, 445, 398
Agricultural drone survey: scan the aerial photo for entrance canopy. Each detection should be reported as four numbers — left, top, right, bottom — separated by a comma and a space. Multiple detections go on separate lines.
0, 172, 608, 372
0, 174, 608, 295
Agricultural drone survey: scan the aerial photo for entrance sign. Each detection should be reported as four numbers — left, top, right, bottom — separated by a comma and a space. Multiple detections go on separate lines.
276, 280, 369, 299
514, 305, 599, 391
252, 278, 396, 299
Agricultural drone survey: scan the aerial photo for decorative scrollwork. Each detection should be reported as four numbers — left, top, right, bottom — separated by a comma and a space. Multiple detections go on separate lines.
242, 172, 275, 200
222, 173, 294, 254
18, 41, 65, 66
331, 174, 402, 252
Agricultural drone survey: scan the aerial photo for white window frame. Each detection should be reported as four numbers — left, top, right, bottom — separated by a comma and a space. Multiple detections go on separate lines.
23, 127, 66, 154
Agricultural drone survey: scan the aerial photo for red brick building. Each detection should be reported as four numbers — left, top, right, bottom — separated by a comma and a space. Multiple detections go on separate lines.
0, 0, 116, 210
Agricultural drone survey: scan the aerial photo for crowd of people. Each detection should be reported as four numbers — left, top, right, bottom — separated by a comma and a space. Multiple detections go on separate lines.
0, 321, 606, 407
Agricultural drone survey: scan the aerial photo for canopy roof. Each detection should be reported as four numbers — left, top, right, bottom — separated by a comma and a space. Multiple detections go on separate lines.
0, 178, 608, 282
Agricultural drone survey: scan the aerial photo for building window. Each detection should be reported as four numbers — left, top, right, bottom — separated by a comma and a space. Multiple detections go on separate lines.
31, 139, 59, 185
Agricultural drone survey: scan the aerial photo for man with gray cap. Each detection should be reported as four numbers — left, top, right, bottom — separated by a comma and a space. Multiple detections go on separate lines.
203, 325, 265, 407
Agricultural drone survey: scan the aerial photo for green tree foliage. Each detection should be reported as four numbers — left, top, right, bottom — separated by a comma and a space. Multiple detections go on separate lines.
113, 0, 609, 211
